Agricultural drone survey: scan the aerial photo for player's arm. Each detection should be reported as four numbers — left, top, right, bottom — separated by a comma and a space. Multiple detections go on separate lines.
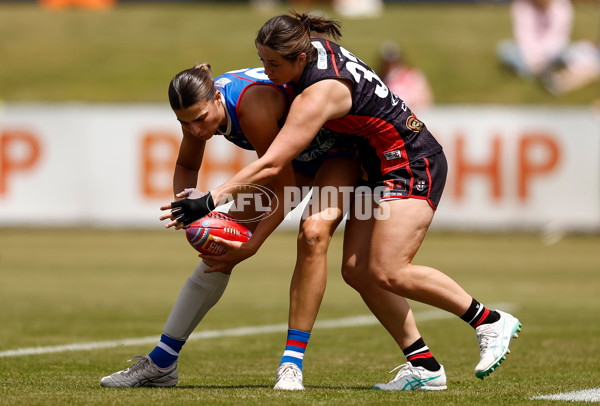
160, 78, 352, 228
206, 84, 294, 269
211, 78, 352, 204
173, 128, 206, 199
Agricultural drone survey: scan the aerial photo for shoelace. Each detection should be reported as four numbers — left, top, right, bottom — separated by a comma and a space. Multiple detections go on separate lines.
387, 363, 416, 381
120, 355, 151, 377
279, 365, 302, 381
128, 355, 147, 364
476, 325, 499, 351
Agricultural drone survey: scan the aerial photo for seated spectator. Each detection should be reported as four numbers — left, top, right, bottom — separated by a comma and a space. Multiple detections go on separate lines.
543, 39, 600, 94
497, 0, 573, 78
377, 41, 434, 112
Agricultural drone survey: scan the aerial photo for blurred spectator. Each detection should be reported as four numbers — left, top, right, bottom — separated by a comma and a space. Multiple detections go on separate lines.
543, 40, 600, 95
497, 0, 573, 78
377, 41, 434, 112
274, 0, 383, 18
334, 0, 383, 18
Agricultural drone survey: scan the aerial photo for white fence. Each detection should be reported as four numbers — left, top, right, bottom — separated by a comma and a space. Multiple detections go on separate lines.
0, 103, 598, 231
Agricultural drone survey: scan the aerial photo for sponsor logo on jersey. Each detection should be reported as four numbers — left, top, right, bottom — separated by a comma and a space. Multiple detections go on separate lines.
294, 128, 337, 162
406, 114, 424, 132
384, 149, 403, 160
311, 41, 328, 70
415, 180, 427, 191
214, 78, 232, 88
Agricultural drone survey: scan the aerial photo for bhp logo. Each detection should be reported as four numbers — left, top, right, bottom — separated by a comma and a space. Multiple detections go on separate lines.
0, 128, 563, 205
450, 133, 561, 201
0, 130, 41, 196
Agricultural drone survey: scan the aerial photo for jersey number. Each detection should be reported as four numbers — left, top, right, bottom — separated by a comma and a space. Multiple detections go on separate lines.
339, 47, 389, 99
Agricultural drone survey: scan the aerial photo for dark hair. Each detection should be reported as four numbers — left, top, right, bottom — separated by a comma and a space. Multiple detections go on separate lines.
255, 10, 342, 63
168, 63, 215, 110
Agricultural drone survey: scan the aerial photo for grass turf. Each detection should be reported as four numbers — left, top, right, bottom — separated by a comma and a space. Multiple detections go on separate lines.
0, 2, 598, 104
0, 228, 599, 405
1, 3, 599, 403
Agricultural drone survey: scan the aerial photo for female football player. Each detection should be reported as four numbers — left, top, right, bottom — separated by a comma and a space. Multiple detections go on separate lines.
161, 11, 522, 390
102, 63, 424, 391
100, 63, 357, 388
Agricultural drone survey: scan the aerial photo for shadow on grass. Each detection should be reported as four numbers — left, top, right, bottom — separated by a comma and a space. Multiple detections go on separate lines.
174, 384, 373, 390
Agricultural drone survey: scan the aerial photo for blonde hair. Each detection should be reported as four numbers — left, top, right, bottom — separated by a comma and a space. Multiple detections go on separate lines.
168, 63, 215, 110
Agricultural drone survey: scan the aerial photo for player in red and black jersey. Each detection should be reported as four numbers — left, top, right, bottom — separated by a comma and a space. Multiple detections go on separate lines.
294, 38, 442, 185
292, 36, 446, 208
162, 11, 522, 390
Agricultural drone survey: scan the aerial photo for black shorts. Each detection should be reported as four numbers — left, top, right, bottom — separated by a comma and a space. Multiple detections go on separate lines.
366, 151, 447, 210
292, 135, 357, 178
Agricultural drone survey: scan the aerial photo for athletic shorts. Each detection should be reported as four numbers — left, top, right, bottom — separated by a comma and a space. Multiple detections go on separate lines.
292, 135, 357, 178
364, 150, 447, 210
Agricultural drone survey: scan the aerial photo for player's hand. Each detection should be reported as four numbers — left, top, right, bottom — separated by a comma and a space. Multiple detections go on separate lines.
179, 188, 206, 200
159, 189, 215, 229
201, 236, 257, 273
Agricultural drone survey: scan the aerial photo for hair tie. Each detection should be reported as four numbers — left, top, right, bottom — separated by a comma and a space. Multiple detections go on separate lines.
299, 14, 311, 33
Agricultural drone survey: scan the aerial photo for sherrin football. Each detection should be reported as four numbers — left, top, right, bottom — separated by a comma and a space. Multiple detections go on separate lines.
185, 212, 252, 256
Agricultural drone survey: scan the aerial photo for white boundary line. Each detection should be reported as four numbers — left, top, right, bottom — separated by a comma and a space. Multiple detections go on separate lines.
0, 303, 515, 358
532, 388, 600, 402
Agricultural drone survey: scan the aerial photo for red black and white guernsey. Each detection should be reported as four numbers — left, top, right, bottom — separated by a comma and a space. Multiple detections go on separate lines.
293, 38, 443, 182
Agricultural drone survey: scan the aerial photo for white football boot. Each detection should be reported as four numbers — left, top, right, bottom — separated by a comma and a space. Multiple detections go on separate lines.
373, 362, 447, 391
273, 362, 304, 390
100, 355, 178, 387
475, 310, 522, 379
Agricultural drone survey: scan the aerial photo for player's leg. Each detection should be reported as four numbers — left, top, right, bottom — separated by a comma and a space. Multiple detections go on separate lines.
341, 192, 446, 391
100, 202, 263, 388
99, 259, 234, 388
367, 154, 520, 379
369, 199, 474, 313
289, 158, 360, 331
157, 200, 266, 362
274, 157, 360, 390
342, 194, 420, 350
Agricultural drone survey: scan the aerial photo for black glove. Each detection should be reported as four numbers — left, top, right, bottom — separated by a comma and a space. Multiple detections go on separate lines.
170, 192, 215, 226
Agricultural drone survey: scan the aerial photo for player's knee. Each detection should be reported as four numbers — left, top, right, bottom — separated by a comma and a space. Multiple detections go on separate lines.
368, 262, 413, 293
298, 220, 331, 253
341, 261, 356, 287
370, 269, 399, 292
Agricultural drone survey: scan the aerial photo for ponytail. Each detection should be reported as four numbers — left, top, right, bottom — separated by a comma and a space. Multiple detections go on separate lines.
255, 9, 342, 63
168, 63, 215, 110
290, 10, 342, 41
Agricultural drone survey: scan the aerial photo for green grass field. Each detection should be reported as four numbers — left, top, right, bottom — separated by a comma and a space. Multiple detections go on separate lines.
0, 2, 599, 105
1, 1, 599, 404
1, 229, 599, 405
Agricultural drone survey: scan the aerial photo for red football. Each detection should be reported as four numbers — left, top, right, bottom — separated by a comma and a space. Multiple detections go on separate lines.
185, 212, 252, 256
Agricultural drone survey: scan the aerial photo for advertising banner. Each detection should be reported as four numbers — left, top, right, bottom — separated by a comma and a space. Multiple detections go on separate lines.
0, 104, 598, 231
